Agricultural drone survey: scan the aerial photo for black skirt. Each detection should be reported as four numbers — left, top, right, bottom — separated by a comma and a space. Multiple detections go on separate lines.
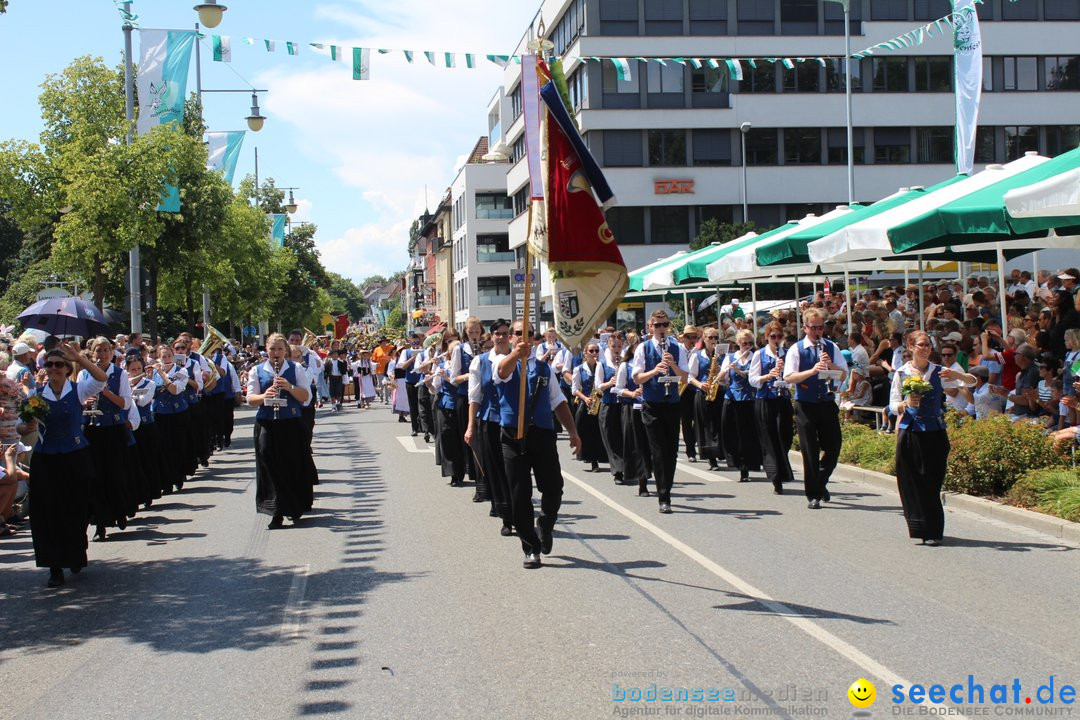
693, 392, 724, 462
85, 423, 136, 527
599, 402, 624, 475
454, 395, 477, 481
436, 403, 464, 479
755, 397, 795, 487
154, 410, 189, 492
895, 428, 949, 541
620, 405, 652, 484
254, 417, 314, 519
722, 399, 762, 472
29, 449, 94, 569
574, 399, 609, 464
133, 421, 166, 504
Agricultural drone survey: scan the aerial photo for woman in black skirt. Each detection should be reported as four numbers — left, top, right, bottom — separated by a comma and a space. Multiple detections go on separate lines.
126, 353, 165, 509
597, 332, 625, 484
889, 330, 974, 545
247, 333, 315, 529
571, 340, 610, 473
616, 333, 653, 496
749, 321, 795, 494
721, 329, 763, 482
688, 328, 724, 470
30, 343, 108, 588
151, 344, 191, 495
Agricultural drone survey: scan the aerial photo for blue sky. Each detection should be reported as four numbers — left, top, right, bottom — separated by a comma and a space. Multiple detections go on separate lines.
1, 1, 538, 283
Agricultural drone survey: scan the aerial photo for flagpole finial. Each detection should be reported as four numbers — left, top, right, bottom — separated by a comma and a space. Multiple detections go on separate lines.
527, 21, 554, 54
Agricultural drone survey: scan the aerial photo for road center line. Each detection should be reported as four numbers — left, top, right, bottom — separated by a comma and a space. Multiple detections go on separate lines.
281, 563, 310, 641
676, 460, 735, 483
562, 470, 932, 703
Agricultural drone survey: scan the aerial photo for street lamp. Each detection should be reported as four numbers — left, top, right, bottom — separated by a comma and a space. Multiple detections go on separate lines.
740, 121, 752, 224
280, 187, 300, 214
194, 21, 267, 132
245, 92, 265, 132
193, 0, 227, 28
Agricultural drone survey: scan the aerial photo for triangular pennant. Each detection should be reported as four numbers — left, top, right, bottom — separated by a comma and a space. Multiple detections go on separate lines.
486, 54, 510, 67
688, 58, 702, 69
331, 45, 343, 61
424, 51, 435, 65
705, 58, 719, 69
243, 37, 255, 45
724, 58, 743, 81
444, 52, 456, 68
404, 50, 414, 63
287, 41, 298, 55
747, 58, 757, 68
378, 49, 392, 54
781, 58, 794, 69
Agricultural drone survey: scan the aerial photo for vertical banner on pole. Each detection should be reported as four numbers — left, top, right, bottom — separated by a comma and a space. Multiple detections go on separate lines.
137, 29, 196, 212
270, 214, 288, 247
952, 0, 982, 175
206, 131, 246, 184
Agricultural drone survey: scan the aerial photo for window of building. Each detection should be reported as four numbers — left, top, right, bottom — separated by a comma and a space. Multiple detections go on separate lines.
780, 0, 818, 34
872, 58, 909, 92
644, 0, 684, 35
599, 0, 640, 35
783, 128, 822, 164
651, 206, 691, 245
511, 84, 522, 121
476, 235, 514, 263
783, 61, 822, 92
1004, 57, 1038, 91
511, 136, 526, 164
552, 0, 585, 55
692, 129, 733, 166
874, 128, 911, 163
824, 0, 862, 34
604, 130, 644, 167
606, 206, 646, 245
1045, 56, 1080, 91
914, 57, 952, 91
1004, 126, 1039, 159
737, 0, 775, 34
1002, 0, 1037, 19
512, 186, 529, 217
647, 62, 686, 94
916, 127, 953, 163
648, 129, 687, 166
983, 56, 994, 92
1045, 0, 1080, 19
1046, 125, 1080, 156
826, 58, 863, 92
476, 277, 511, 306
475, 193, 514, 220
748, 204, 783, 229
913, 0, 950, 19
694, 205, 735, 228
975, 126, 997, 163
691, 66, 730, 107
602, 60, 641, 108
567, 66, 588, 110
740, 60, 777, 93
689, 0, 728, 34
826, 128, 866, 164
869, 0, 908, 20
745, 128, 779, 165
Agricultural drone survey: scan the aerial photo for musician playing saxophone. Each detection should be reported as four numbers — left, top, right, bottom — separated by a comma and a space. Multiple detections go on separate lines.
687, 327, 724, 470
571, 340, 609, 473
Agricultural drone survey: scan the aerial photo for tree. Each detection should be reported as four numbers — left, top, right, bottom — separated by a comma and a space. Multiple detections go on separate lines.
270, 223, 331, 329
385, 306, 407, 337
690, 218, 757, 251
236, 174, 286, 214
0, 202, 24, 296
326, 271, 368, 320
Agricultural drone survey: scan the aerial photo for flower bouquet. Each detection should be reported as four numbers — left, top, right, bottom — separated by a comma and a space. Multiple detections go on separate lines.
901, 375, 933, 409
18, 393, 49, 424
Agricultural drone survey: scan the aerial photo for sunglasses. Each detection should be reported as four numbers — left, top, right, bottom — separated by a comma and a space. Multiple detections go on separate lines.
805, 325, 824, 331
653, 322, 670, 328
512, 331, 525, 336
768, 334, 783, 339
586, 349, 599, 353
44, 361, 68, 368
493, 331, 511, 337
941, 351, 955, 357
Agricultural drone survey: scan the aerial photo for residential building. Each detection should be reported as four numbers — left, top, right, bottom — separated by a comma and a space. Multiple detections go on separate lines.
406, 212, 439, 333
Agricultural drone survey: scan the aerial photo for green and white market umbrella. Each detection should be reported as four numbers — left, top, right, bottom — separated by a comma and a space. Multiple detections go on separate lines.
627, 250, 692, 293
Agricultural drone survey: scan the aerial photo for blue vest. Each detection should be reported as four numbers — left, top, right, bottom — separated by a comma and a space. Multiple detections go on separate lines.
455, 346, 473, 398
404, 348, 424, 384
207, 352, 227, 396
898, 364, 947, 432
598, 359, 616, 405
437, 359, 457, 410
694, 350, 712, 384
36, 382, 90, 455
754, 348, 789, 400
578, 363, 597, 398
641, 338, 681, 404
477, 353, 500, 423
134, 378, 156, 425
793, 339, 838, 403
620, 366, 639, 406
183, 358, 201, 405
84, 364, 127, 428
255, 362, 304, 421
497, 358, 554, 431
726, 352, 755, 402
154, 369, 189, 415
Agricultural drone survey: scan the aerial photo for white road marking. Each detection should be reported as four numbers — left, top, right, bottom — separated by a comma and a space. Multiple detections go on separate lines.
281, 564, 310, 640
676, 460, 735, 483
396, 436, 435, 454
561, 470, 940, 706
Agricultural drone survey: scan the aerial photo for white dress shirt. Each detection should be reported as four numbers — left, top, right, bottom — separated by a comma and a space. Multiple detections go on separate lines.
467, 349, 505, 404
749, 345, 784, 389
782, 338, 849, 380
245, 360, 311, 399
630, 335, 689, 383
42, 377, 107, 403
78, 365, 132, 410
492, 358, 567, 410
613, 363, 641, 409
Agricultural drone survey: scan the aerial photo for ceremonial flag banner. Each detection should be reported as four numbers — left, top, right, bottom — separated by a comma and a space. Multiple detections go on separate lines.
531, 59, 627, 348
444, 52, 456, 68
212, 34, 231, 62
353, 48, 371, 80
270, 214, 288, 247
205, 131, 246, 184
137, 29, 196, 212
334, 314, 350, 340
953, 0, 982, 175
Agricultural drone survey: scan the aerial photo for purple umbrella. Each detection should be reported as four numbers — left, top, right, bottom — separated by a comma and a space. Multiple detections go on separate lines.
17, 296, 112, 339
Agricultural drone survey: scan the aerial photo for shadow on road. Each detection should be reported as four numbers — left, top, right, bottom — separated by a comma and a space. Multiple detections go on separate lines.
713, 591, 897, 625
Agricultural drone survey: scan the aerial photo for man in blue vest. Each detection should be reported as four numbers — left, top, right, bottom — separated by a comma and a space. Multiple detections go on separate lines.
495, 319, 582, 569
783, 308, 848, 509
632, 309, 690, 514
399, 333, 426, 438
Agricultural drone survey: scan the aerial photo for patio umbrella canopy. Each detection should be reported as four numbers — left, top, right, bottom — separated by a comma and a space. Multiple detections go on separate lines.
627, 251, 690, 292
1005, 163, 1080, 224
650, 231, 757, 288
704, 215, 843, 283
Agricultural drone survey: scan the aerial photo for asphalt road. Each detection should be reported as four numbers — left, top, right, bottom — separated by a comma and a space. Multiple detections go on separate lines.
1, 403, 1078, 720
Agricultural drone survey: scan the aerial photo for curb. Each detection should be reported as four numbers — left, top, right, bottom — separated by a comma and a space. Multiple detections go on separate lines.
786, 450, 1080, 544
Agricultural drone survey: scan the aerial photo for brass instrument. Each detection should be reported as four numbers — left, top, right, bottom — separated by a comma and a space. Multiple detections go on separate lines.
197, 322, 230, 390
705, 351, 724, 402
302, 328, 319, 348
587, 387, 603, 416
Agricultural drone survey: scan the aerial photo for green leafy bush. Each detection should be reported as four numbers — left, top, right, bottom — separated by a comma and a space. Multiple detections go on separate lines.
1007, 468, 1080, 522
838, 422, 896, 475
945, 416, 1067, 497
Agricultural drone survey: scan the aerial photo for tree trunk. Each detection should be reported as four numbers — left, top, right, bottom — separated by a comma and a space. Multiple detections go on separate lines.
92, 255, 105, 311
184, 281, 196, 335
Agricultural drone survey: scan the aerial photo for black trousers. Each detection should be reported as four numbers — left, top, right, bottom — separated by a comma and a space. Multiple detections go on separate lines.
417, 383, 435, 436
453, 395, 477, 482
620, 405, 651, 486
756, 398, 795, 489
222, 395, 236, 447
794, 400, 842, 501
501, 426, 563, 555
205, 392, 224, 449
641, 401, 681, 504
679, 389, 697, 458
406, 382, 421, 434
480, 419, 511, 523
598, 402, 624, 476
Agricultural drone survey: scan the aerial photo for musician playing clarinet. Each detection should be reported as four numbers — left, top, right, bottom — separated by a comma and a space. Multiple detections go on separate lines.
247, 333, 314, 529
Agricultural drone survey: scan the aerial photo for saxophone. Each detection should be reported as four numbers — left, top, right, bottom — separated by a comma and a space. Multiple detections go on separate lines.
588, 387, 603, 416
705, 351, 724, 402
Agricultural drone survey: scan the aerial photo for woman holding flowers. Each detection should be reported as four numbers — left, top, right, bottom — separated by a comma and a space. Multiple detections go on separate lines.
30, 342, 108, 588
889, 331, 975, 545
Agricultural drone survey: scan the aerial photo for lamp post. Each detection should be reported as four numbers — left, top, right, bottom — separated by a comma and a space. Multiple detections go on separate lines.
740, 121, 751, 223
122, 1, 142, 334
193, 0, 227, 28
843, 0, 855, 205
279, 187, 301, 214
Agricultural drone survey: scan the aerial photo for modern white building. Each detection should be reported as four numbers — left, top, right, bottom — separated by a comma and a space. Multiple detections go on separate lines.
485, 0, 1079, 328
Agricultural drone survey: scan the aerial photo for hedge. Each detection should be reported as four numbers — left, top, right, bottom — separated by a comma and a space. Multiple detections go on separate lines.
943, 415, 1068, 497
1006, 468, 1080, 522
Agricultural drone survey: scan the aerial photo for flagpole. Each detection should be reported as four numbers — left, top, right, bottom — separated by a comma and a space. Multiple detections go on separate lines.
123, 2, 142, 334
517, 210, 533, 441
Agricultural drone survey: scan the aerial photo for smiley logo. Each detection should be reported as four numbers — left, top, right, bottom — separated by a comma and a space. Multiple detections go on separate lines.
848, 678, 876, 709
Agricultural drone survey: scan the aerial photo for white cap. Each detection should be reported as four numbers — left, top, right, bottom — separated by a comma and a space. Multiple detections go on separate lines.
943, 332, 963, 342
12, 342, 32, 356
730, 298, 740, 305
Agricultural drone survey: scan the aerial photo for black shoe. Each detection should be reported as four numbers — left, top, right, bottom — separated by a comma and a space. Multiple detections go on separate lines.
488, 508, 498, 517
471, 493, 485, 503
522, 553, 542, 569
69, 566, 82, 575
822, 488, 831, 502
638, 487, 650, 497
773, 485, 784, 495
500, 524, 514, 537
739, 471, 750, 482
200, 459, 209, 468
116, 517, 127, 531
398, 416, 406, 423
808, 499, 821, 509
47, 568, 64, 588
424, 434, 431, 443
924, 538, 941, 546
614, 472, 624, 484
176, 478, 184, 491
590, 461, 599, 473
687, 455, 697, 463
658, 502, 672, 514
411, 431, 418, 437
537, 523, 553, 555
267, 515, 285, 529
92, 526, 107, 542
708, 460, 719, 470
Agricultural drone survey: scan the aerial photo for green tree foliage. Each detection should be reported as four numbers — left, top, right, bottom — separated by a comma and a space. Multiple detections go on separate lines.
690, 218, 757, 251
271, 223, 329, 329
0, 256, 61, 323
385, 306, 407, 337
0, 203, 24, 295
326, 271, 368, 320
237, 174, 286, 214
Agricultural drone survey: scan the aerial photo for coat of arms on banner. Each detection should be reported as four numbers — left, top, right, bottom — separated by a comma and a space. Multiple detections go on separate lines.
558, 291, 580, 320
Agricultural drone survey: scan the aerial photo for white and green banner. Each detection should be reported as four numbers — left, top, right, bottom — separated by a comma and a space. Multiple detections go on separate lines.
212, 34, 231, 62
353, 48, 370, 80
137, 29, 196, 212
206, 131, 246, 185
952, 0, 982, 175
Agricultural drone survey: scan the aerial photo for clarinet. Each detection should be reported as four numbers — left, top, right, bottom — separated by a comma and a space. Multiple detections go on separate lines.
271, 357, 284, 420
661, 337, 674, 399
